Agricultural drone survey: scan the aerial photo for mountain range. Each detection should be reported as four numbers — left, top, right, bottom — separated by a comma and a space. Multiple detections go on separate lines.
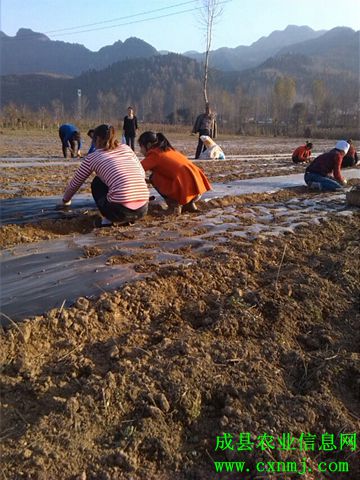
0, 28, 158, 77
1, 25, 359, 124
2, 25, 358, 77
184, 25, 326, 71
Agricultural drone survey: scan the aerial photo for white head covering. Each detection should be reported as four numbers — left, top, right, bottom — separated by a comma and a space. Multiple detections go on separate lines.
335, 140, 350, 155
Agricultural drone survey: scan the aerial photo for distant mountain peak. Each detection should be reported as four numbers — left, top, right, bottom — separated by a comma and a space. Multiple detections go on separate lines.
1, 28, 159, 76
184, 24, 328, 72
250, 25, 325, 50
16, 28, 50, 41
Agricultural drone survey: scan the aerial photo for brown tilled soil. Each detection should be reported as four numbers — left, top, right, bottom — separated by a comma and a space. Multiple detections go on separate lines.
1, 130, 359, 480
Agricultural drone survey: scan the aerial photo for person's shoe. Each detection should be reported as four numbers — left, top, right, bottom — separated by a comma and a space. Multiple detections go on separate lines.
182, 201, 198, 212
166, 199, 182, 215
94, 218, 113, 228
309, 182, 322, 191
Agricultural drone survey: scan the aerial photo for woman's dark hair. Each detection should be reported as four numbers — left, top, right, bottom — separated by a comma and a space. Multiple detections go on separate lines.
87, 129, 94, 138
93, 124, 119, 150
138, 131, 174, 152
306, 141, 313, 149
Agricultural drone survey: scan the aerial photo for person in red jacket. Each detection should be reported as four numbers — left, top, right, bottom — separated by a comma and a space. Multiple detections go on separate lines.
292, 141, 313, 163
304, 140, 350, 191
341, 139, 359, 168
139, 131, 211, 214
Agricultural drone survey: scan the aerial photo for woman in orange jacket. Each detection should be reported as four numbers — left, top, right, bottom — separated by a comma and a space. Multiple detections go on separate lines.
139, 131, 211, 214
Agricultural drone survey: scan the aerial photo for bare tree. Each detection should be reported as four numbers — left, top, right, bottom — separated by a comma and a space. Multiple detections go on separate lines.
198, 0, 223, 106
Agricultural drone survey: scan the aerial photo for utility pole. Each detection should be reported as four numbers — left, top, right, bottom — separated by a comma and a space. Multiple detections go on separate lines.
77, 89, 82, 120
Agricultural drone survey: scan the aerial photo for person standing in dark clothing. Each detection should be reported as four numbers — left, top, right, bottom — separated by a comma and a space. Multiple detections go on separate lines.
123, 106, 138, 151
58, 123, 82, 158
192, 103, 217, 159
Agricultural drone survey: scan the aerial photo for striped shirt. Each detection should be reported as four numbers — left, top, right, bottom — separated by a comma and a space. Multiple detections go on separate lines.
63, 144, 149, 206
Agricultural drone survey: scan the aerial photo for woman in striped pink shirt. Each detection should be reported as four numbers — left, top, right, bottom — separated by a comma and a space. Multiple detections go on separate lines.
61, 124, 149, 227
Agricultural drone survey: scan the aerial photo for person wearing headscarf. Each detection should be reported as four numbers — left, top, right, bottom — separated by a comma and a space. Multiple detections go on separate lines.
304, 140, 350, 191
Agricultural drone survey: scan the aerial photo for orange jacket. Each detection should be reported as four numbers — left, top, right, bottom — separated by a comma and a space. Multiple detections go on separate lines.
141, 147, 211, 205
292, 145, 312, 162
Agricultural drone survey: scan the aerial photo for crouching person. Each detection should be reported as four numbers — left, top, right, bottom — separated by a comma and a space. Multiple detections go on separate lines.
304, 140, 350, 191
198, 135, 225, 160
61, 124, 149, 227
292, 141, 313, 163
139, 131, 211, 214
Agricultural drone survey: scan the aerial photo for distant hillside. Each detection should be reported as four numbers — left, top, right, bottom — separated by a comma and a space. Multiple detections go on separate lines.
278, 27, 360, 73
184, 25, 326, 71
2, 39, 358, 114
0, 28, 158, 76
1, 54, 205, 117
1, 25, 359, 133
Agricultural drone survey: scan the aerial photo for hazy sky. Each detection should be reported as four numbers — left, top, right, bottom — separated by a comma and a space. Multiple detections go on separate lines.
1, 0, 359, 52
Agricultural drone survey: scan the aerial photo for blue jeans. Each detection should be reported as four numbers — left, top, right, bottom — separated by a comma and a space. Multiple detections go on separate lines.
304, 172, 343, 191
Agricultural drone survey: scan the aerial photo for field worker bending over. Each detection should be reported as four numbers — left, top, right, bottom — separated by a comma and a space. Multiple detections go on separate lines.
139, 131, 211, 215
59, 123, 82, 158
198, 135, 225, 160
61, 124, 149, 228
304, 140, 350, 191
292, 141, 313, 163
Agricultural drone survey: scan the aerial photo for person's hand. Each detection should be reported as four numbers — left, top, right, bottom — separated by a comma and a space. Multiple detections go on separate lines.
342, 178, 348, 186
77, 150, 82, 157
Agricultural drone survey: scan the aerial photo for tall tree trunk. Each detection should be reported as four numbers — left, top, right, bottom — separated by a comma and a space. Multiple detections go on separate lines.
201, 1, 222, 107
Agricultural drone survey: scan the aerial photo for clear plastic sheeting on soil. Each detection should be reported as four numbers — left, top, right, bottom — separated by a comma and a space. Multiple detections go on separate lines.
1, 231, 211, 323
1, 190, 358, 323
1, 195, 95, 225
0, 159, 81, 168
2, 169, 359, 225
